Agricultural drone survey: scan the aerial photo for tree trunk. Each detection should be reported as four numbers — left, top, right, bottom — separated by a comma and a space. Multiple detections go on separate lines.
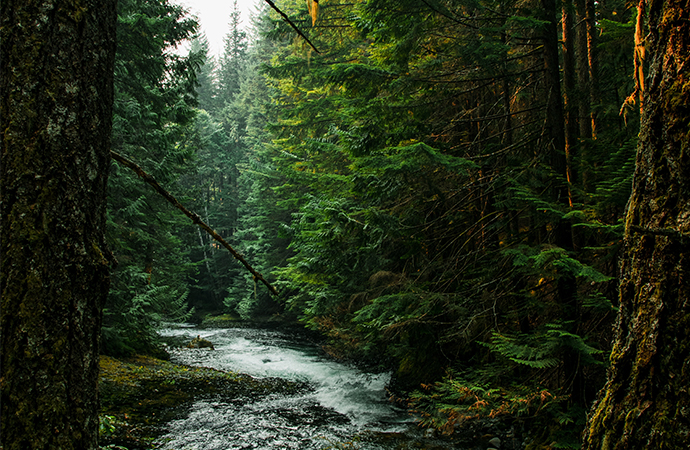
584, 0, 599, 138
540, 0, 567, 172
574, 0, 593, 140
582, 0, 690, 448
0, 1, 117, 448
562, 0, 578, 207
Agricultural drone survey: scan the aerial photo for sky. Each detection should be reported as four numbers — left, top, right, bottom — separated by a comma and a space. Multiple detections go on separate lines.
173, 0, 262, 59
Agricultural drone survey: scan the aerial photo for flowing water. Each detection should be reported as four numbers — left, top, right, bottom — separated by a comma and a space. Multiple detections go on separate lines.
155, 324, 465, 450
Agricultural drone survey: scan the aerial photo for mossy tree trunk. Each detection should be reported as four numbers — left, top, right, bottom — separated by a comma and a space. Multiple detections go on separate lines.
0, 0, 117, 448
582, 0, 690, 448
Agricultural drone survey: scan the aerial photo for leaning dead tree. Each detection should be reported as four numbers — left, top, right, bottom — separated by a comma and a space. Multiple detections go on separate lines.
111, 151, 279, 296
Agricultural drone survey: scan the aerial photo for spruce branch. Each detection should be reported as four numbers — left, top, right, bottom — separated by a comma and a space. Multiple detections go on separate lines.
110, 151, 279, 296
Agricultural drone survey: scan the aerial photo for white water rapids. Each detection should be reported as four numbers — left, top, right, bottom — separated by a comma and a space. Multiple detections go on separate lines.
154, 324, 462, 450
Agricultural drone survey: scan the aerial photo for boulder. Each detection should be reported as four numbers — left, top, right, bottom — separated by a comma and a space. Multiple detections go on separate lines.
187, 335, 214, 350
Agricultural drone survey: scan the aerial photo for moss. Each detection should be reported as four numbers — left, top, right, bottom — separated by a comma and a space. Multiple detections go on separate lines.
98, 355, 308, 448
199, 313, 241, 328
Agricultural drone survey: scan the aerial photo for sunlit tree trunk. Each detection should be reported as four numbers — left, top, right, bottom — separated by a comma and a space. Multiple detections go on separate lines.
0, 0, 117, 448
562, 0, 578, 207
584, 0, 599, 138
582, 0, 690, 448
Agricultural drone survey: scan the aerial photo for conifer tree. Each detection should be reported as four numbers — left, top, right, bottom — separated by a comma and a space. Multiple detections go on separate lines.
218, 0, 249, 105
583, 0, 690, 447
191, 35, 220, 112
203, 1, 652, 445
1, 0, 116, 447
104, 0, 201, 354
253, 1, 639, 446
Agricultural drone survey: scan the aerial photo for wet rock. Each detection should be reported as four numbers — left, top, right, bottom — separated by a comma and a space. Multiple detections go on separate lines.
488, 436, 501, 448
187, 335, 215, 349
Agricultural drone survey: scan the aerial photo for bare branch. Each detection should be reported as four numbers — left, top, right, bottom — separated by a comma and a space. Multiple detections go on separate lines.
110, 151, 279, 296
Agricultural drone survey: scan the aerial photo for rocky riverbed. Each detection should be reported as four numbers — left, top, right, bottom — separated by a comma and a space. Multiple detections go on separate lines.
99, 354, 307, 449
98, 324, 524, 450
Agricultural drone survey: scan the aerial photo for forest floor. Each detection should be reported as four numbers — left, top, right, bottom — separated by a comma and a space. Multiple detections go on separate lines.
98, 354, 307, 449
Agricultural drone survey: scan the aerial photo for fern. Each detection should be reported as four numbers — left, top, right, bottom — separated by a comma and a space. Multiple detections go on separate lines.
482, 332, 560, 369
483, 322, 604, 369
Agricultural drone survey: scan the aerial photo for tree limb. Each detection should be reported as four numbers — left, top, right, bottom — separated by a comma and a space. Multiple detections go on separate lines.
263, 0, 320, 53
110, 151, 279, 296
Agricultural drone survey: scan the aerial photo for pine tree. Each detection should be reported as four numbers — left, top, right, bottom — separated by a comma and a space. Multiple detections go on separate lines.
224, 6, 292, 319
218, 0, 249, 105
208, 1, 649, 446
190, 35, 220, 112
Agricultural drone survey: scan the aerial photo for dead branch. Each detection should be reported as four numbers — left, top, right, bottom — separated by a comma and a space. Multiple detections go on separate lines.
264, 0, 320, 53
110, 151, 279, 296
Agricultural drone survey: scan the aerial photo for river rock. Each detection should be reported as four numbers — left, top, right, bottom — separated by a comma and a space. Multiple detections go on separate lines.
488, 436, 501, 448
187, 335, 215, 349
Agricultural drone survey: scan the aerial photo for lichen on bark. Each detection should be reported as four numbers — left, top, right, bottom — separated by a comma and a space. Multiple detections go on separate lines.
582, 0, 690, 448
1, 0, 117, 448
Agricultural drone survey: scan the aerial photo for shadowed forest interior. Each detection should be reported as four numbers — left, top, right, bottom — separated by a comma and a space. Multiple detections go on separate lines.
2, 0, 688, 449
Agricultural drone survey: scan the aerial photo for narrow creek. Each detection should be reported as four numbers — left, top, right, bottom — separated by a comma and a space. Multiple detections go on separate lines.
155, 324, 469, 450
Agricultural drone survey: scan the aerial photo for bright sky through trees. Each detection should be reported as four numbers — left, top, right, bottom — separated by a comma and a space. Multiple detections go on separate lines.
174, 0, 258, 57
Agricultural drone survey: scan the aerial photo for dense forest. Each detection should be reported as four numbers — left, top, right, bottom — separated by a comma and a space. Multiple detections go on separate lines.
1, 0, 688, 449
104, 0, 634, 445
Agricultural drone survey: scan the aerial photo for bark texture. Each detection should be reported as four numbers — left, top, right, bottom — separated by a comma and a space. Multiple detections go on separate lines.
0, 0, 117, 448
582, 0, 690, 448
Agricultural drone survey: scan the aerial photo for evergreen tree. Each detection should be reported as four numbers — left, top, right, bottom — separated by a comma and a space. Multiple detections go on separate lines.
190, 35, 220, 112
1, 0, 116, 447
224, 5, 292, 319
251, 0, 639, 446
583, 0, 690, 447
103, 0, 201, 355
218, 0, 249, 105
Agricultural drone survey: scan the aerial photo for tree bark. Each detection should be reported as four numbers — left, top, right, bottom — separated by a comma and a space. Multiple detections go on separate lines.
0, 1, 117, 448
574, 0, 593, 140
584, 0, 599, 138
562, 0, 578, 207
582, 0, 690, 448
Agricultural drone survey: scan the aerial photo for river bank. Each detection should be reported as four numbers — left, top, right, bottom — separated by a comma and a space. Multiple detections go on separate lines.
99, 354, 307, 449
99, 323, 521, 450
98, 354, 467, 450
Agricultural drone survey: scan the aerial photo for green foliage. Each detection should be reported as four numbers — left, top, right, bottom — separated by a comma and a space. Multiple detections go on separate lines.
410, 368, 565, 431
482, 322, 604, 369
237, 1, 640, 446
104, 0, 200, 355
95, 0, 638, 446
409, 366, 588, 448
504, 245, 613, 283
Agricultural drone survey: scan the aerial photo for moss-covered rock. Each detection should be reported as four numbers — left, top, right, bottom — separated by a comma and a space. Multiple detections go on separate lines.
98, 355, 307, 449
199, 313, 241, 328
186, 335, 215, 349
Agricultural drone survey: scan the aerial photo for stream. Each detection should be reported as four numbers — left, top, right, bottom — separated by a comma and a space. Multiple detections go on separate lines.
154, 324, 472, 450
